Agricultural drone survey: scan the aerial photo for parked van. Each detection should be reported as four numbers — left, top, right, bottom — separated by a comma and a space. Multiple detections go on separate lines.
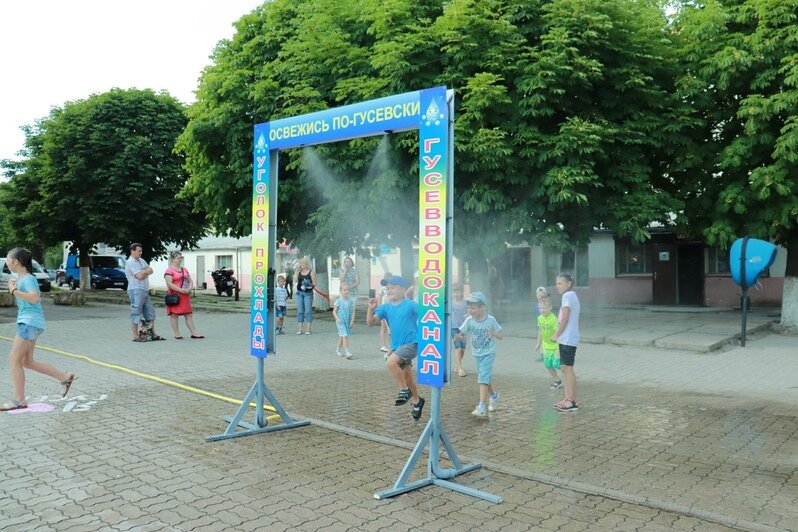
64, 254, 128, 290
0, 258, 52, 292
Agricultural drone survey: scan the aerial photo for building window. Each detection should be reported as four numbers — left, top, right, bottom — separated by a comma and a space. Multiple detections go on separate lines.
706, 247, 730, 275
616, 240, 651, 275
216, 255, 233, 269
546, 246, 589, 286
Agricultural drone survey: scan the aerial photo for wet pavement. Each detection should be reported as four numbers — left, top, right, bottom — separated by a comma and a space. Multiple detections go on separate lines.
0, 298, 795, 531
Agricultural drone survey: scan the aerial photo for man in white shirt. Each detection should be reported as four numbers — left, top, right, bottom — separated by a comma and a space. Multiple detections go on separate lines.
125, 243, 164, 342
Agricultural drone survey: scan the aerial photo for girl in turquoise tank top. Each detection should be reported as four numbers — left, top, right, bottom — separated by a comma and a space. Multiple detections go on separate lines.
1, 248, 76, 411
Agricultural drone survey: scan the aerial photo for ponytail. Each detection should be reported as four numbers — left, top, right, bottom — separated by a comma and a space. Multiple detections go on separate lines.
8, 247, 33, 272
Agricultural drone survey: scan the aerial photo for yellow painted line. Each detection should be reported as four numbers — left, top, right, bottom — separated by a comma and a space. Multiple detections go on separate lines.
0, 335, 281, 421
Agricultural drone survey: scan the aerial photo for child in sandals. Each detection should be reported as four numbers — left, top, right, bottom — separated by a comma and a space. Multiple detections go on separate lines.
2, 248, 75, 412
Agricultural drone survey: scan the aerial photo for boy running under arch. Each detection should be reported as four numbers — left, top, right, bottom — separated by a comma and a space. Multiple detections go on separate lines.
366, 275, 425, 421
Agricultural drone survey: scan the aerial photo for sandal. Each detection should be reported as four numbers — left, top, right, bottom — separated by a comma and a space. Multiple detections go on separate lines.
174, 336, 184, 340
553, 398, 578, 412
395, 388, 412, 406
190, 335, 205, 339
0, 399, 28, 412
456, 368, 466, 377
151, 336, 167, 341
411, 397, 425, 421
61, 374, 77, 398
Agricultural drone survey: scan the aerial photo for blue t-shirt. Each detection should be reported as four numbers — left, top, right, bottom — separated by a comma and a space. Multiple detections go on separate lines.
374, 299, 418, 349
16, 274, 45, 330
459, 314, 501, 357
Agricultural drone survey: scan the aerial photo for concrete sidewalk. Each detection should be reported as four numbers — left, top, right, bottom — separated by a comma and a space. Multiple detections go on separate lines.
0, 300, 795, 531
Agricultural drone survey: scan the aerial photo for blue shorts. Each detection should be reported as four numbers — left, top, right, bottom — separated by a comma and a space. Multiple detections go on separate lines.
474, 353, 496, 385
276, 306, 286, 318
451, 328, 465, 350
18, 322, 44, 341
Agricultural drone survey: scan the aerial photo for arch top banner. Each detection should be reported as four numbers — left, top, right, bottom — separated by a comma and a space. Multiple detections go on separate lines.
256, 88, 441, 150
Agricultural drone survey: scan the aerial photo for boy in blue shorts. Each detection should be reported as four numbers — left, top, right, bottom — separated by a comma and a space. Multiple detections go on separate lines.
275, 275, 288, 334
456, 292, 504, 417
366, 275, 425, 421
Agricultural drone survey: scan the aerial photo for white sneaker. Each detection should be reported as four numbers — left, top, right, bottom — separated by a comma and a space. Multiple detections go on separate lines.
380, 346, 389, 352
488, 392, 500, 412
336, 348, 344, 357
471, 405, 487, 417
345, 350, 353, 359
296, 331, 303, 335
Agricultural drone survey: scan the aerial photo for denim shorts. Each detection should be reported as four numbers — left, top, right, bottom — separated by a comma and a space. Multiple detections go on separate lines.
276, 305, 286, 318
451, 328, 465, 350
474, 352, 496, 385
18, 322, 44, 341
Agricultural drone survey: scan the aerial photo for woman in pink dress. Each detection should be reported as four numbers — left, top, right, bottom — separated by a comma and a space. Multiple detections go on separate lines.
164, 251, 204, 339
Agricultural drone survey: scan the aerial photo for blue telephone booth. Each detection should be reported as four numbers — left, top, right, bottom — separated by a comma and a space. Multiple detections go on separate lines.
730, 237, 777, 289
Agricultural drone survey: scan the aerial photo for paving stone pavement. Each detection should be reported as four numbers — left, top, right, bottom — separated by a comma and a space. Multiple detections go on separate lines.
0, 299, 795, 531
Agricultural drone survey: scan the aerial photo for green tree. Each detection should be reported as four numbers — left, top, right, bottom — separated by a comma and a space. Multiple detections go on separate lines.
673, 0, 798, 328
179, 0, 443, 273
180, 0, 687, 280
2, 88, 206, 288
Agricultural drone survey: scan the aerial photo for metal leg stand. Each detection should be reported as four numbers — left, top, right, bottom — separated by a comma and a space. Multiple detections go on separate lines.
207, 358, 309, 442
374, 388, 501, 503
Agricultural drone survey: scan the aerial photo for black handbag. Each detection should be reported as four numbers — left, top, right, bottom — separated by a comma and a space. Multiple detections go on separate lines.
165, 293, 180, 306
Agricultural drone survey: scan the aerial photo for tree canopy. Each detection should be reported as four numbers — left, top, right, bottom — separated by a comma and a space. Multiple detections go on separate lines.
673, 0, 798, 268
179, 0, 688, 269
1, 88, 206, 264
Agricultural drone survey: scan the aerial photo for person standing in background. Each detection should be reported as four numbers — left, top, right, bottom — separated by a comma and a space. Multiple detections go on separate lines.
164, 251, 203, 340
293, 257, 317, 335
125, 243, 165, 342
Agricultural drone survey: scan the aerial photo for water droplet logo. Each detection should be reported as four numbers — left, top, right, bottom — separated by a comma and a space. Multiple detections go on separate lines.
255, 133, 268, 154
424, 99, 444, 126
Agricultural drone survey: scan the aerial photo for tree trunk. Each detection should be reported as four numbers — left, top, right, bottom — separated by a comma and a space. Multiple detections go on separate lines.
77, 244, 91, 291
314, 257, 330, 311
780, 238, 798, 330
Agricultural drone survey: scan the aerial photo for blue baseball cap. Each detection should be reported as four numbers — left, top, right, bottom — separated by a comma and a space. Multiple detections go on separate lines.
384, 275, 409, 288
464, 291, 487, 305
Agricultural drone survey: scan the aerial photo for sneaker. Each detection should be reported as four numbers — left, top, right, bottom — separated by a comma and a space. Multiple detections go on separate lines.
336, 348, 344, 357
384, 353, 389, 364
296, 331, 303, 335
304, 331, 312, 335
411, 397, 425, 421
345, 350, 353, 359
395, 388, 412, 406
471, 405, 487, 417
380, 346, 389, 352
550, 380, 563, 390
488, 392, 500, 412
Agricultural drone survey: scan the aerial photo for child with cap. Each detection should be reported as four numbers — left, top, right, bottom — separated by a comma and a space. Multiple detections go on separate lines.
455, 291, 504, 417
366, 275, 425, 421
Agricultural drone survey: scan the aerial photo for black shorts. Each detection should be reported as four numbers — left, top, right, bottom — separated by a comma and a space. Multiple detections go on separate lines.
559, 344, 577, 366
